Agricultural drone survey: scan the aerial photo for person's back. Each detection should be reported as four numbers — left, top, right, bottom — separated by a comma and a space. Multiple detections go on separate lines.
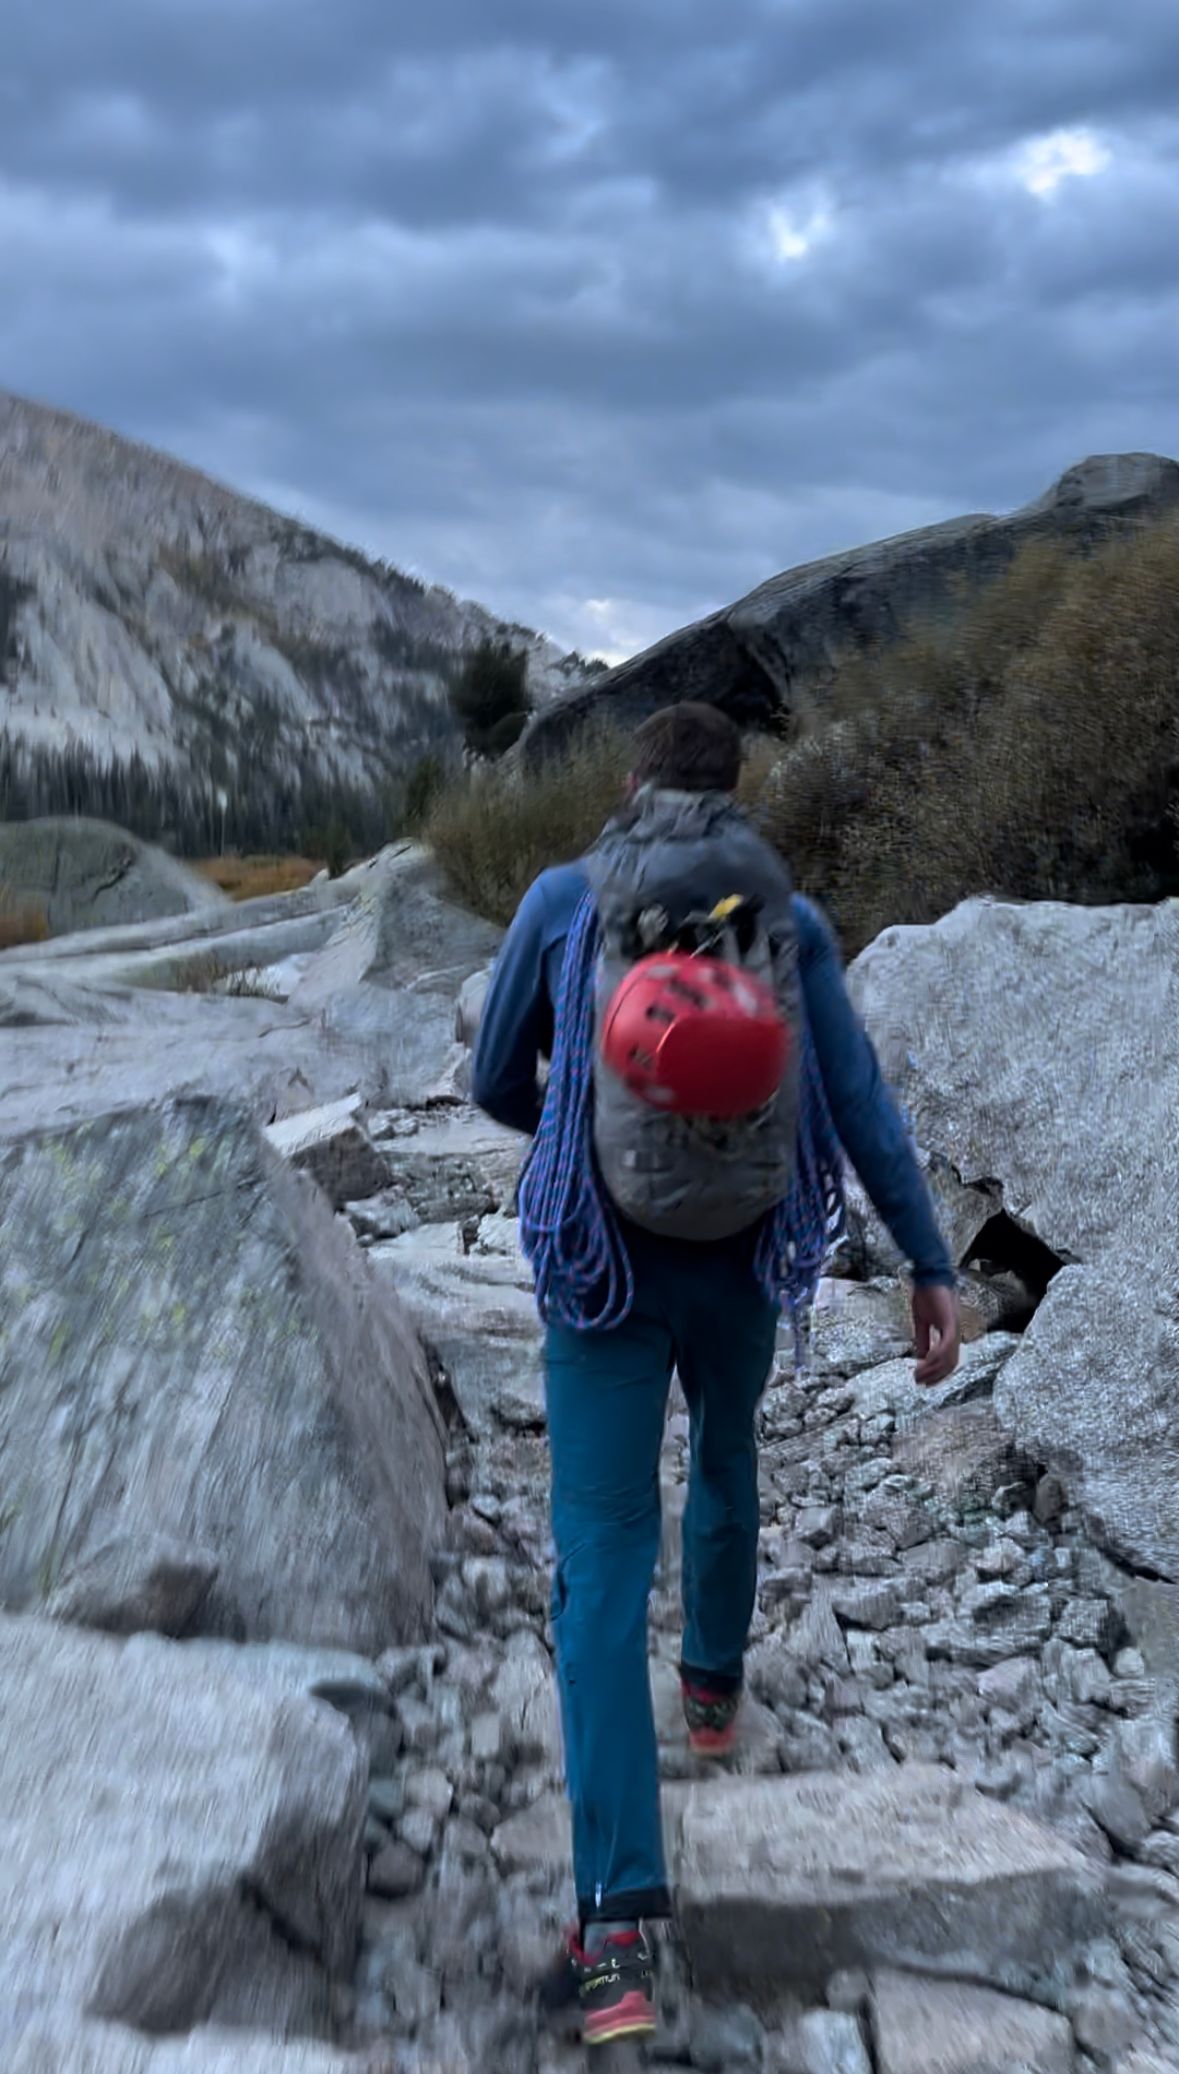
471, 702, 959, 2049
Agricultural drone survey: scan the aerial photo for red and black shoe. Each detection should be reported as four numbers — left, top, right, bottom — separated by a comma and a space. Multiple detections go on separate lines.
537, 1923, 657, 2047
682, 1678, 741, 1756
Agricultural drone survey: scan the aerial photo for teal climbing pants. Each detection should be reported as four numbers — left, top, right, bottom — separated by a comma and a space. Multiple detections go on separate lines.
543, 1223, 779, 1925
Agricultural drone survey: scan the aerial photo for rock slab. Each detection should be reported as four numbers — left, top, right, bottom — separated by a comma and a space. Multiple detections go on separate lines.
0, 1614, 366, 2040
871, 1970, 1074, 2074
265, 1095, 392, 1210
2, 2019, 374, 2071
0, 817, 226, 938
0, 1096, 446, 1651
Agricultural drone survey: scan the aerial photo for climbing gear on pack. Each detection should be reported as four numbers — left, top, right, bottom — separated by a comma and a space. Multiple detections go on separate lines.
599, 947, 789, 1119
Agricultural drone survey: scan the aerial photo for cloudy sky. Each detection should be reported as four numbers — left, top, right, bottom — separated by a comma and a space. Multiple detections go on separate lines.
3, 2, 1179, 661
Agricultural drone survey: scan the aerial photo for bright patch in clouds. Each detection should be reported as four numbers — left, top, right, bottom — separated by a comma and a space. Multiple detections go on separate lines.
760, 187, 835, 266
1015, 127, 1113, 199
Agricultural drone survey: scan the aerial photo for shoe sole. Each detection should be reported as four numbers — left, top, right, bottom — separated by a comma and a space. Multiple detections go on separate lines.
688, 1726, 737, 1756
584, 1992, 657, 2045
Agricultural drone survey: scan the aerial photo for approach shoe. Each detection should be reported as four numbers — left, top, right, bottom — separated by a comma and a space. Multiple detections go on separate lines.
537, 1923, 657, 2047
682, 1677, 740, 1756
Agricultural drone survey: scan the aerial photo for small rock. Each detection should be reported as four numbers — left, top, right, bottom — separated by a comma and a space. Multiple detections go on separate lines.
1069, 1984, 1139, 2059
1082, 1768, 1152, 1852
796, 2007, 872, 2074
470, 1711, 506, 1764
832, 1582, 902, 1632
748, 1637, 810, 1712
368, 1840, 425, 1900
689, 2001, 766, 2068
400, 1805, 441, 1857
904, 1540, 966, 1591
1069, 1649, 1114, 1709
368, 1775, 406, 1825
978, 1656, 1040, 1715
1116, 1711, 1179, 1823
398, 1693, 440, 1751
381, 1950, 442, 2028
838, 1717, 894, 1773
1058, 1596, 1119, 1652
790, 1593, 851, 1672
405, 1766, 454, 1820
442, 1814, 492, 1867
826, 1969, 870, 2014
1034, 1472, 1068, 1525
797, 1506, 843, 1548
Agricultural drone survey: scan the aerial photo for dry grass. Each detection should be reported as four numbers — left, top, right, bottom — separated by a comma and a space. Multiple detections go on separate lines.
194, 853, 323, 901
0, 886, 50, 949
751, 519, 1179, 952
427, 721, 790, 925
426, 723, 634, 923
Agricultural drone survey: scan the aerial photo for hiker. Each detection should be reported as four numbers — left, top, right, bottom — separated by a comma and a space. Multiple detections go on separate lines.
471, 701, 960, 2047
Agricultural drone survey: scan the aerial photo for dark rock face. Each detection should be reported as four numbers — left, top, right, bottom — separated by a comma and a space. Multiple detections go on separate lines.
524, 454, 1179, 760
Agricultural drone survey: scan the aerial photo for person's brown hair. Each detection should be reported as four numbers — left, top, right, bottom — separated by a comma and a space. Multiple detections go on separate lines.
630, 701, 743, 793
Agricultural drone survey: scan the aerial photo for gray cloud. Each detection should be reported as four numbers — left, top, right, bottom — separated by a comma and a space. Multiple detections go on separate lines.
3, 0, 1179, 659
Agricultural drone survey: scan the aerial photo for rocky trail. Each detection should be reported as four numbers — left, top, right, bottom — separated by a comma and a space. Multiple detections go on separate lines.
328, 1090, 1179, 2072
1, 835, 1177, 2071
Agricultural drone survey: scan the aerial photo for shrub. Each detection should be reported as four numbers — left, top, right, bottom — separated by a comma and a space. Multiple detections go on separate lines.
402, 753, 447, 834
427, 722, 632, 922
449, 637, 532, 757
751, 520, 1179, 953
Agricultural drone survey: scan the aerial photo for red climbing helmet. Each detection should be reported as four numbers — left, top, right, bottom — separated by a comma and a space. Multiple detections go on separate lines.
600, 951, 789, 1119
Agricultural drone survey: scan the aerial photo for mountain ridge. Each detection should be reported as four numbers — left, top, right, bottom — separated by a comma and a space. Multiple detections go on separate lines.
0, 387, 594, 852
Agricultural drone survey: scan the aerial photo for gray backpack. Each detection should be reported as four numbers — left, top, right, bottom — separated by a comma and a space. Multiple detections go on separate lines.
583, 787, 802, 1242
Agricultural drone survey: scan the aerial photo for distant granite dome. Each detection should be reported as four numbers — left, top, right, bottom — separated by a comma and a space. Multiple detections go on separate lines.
523, 452, 1179, 761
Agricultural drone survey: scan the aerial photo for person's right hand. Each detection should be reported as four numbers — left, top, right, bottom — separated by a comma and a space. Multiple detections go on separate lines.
912, 1282, 961, 1386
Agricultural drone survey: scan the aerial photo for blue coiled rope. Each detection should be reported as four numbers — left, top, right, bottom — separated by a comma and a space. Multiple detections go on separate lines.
517, 891, 845, 1362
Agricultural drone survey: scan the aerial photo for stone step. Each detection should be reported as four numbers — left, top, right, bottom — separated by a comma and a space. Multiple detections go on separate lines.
871, 1970, 1074, 2074
494, 1766, 1104, 2000
676, 1766, 1102, 1998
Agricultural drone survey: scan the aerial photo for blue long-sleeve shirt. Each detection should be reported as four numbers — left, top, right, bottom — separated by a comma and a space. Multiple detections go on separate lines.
471, 862, 954, 1287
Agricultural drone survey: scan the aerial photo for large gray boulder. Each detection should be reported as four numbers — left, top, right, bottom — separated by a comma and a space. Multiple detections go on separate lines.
0, 1613, 366, 2042
0, 818, 227, 937
0, 978, 408, 1141
847, 895, 1179, 1577
0, 1096, 447, 1651
2, 2023, 368, 2071
291, 846, 502, 1108
525, 454, 1179, 756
